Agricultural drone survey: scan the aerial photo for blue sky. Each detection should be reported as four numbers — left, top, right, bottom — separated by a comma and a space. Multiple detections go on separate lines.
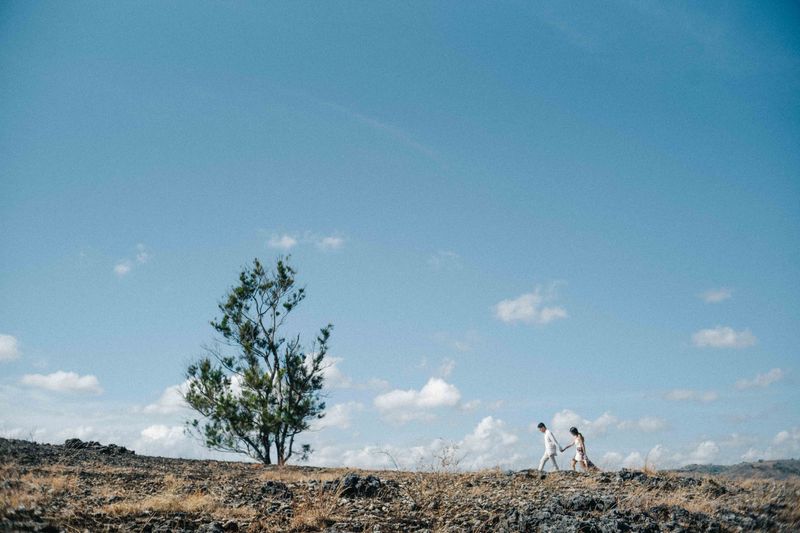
1, 1, 798, 469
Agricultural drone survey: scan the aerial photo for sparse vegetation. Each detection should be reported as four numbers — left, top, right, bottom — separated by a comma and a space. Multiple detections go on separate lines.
184, 257, 333, 466
0, 465, 77, 514
2, 437, 799, 532
287, 482, 344, 532
102, 474, 220, 516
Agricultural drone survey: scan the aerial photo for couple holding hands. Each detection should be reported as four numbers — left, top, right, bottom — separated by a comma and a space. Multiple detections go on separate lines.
536, 422, 598, 472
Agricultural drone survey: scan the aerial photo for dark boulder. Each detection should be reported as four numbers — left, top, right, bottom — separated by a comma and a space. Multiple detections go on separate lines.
260, 480, 293, 499
324, 473, 383, 497
63, 438, 134, 456
616, 469, 647, 483
560, 493, 617, 512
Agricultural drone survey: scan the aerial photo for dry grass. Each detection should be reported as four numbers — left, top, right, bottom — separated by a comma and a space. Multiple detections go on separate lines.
104, 491, 217, 515
0, 465, 78, 514
617, 471, 800, 524
733, 478, 800, 526
617, 485, 718, 516
101, 472, 221, 517
397, 442, 477, 532
97, 471, 259, 523
287, 484, 345, 532
259, 466, 345, 484
5, 448, 800, 533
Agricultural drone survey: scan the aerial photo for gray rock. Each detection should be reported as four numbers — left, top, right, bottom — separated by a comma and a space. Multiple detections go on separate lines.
260, 480, 293, 499
325, 473, 383, 497
197, 521, 224, 533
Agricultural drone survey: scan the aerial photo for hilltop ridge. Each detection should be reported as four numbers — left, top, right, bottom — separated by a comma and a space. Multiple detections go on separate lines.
2, 438, 798, 532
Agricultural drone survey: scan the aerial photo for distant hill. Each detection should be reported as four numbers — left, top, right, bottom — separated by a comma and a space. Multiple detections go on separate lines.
676, 459, 800, 480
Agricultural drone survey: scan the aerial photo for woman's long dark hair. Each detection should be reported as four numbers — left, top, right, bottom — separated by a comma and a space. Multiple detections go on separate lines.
569, 426, 583, 439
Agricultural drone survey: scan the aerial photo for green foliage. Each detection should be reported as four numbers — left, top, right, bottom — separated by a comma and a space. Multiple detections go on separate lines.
183, 257, 331, 465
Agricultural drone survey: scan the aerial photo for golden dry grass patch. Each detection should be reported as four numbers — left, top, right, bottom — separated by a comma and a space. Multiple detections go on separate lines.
98, 471, 259, 522
287, 483, 347, 532
101, 472, 216, 516
103, 491, 216, 516
0, 465, 78, 514
259, 466, 346, 484
617, 485, 719, 516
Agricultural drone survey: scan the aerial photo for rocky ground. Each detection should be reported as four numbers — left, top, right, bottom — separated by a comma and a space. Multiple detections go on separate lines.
1, 438, 798, 532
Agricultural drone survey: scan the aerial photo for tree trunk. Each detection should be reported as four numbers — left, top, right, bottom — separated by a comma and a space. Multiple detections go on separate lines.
261, 435, 272, 465
276, 445, 285, 466
276, 427, 288, 465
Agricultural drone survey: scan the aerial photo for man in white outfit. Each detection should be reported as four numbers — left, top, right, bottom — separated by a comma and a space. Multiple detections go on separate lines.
536, 422, 560, 471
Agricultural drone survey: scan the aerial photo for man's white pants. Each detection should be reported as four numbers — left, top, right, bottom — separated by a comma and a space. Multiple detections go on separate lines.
538, 451, 559, 471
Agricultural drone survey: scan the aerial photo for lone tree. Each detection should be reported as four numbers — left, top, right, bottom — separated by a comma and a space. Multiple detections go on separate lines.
183, 257, 331, 465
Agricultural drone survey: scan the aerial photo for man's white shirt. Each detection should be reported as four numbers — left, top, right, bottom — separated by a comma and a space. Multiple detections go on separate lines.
544, 429, 560, 454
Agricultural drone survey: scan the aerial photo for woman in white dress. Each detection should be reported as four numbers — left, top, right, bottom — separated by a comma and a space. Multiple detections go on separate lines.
561, 426, 596, 471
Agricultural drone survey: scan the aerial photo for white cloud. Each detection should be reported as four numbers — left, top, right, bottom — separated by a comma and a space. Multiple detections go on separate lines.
56, 425, 96, 441
317, 236, 345, 250
551, 409, 609, 436
0, 426, 47, 440
692, 326, 756, 348
602, 445, 669, 470
742, 428, 800, 461
114, 244, 151, 276
321, 101, 439, 161
632, 442, 718, 467
20, 371, 103, 395
493, 285, 567, 325
459, 399, 482, 412
267, 234, 298, 250
603, 441, 719, 470
773, 428, 800, 447
719, 433, 758, 449
646, 444, 669, 467
309, 416, 527, 470
622, 451, 645, 469
741, 447, 763, 461
140, 424, 185, 441
374, 377, 461, 423
700, 288, 733, 303
315, 356, 388, 391
458, 416, 523, 469
435, 330, 480, 352
0, 384, 235, 461
664, 389, 718, 403
135, 243, 150, 264
601, 451, 624, 469
454, 340, 471, 352
114, 261, 132, 276
134, 424, 205, 457
735, 368, 784, 390
311, 443, 428, 470
311, 402, 364, 431
364, 378, 391, 390
0, 334, 20, 362
319, 357, 352, 389
438, 357, 456, 378
551, 409, 666, 437
428, 250, 461, 270
264, 231, 347, 252
143, 381, 191, 414
619, 416, 668, 433
687, 440, 720, 464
